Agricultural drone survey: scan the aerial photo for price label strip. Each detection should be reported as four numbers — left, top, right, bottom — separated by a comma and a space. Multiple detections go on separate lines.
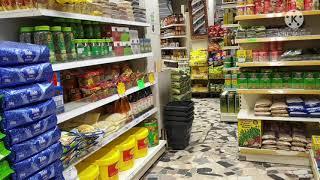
117, 82, 126, 96
148, 72, 155, 84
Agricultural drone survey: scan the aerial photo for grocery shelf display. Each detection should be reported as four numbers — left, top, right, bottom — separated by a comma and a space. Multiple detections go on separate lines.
235, 0, 320, 167
0, 0, 166, 179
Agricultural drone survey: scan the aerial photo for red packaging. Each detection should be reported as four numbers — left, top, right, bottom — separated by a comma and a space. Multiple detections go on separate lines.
259, 51, 269, 62
254, 0, 264, 14
264, 0, 272, 13
277, 41, 283, 51
270, 51, 281, 61
304, 0, 313, 10
263, 43, 270, 51
253, 51, 260, 62
275, 0, 285, 12
287, 0, 297, 10
269, 42, 277, 51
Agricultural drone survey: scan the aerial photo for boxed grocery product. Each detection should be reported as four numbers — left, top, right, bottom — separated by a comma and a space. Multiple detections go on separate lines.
238, 119, 262, 148
292, 72, 304, 89
238, 72, 248, 89
304, 72, 316, 89
237, 50, 247, 63
53, 86, 65, 114
271, 72, 283, 88
247, 73, 259, 89
312, 135, 320, 159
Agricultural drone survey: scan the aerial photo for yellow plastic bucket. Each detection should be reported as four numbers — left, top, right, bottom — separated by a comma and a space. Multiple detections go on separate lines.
116, 135, 135, 171
131, 127, 149, 159
95, 148, 120, 180
78, 164, 99, 180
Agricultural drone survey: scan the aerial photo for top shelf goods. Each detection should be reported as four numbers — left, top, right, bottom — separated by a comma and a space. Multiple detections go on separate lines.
234, 0, 320, 21
0, 0, 149, 27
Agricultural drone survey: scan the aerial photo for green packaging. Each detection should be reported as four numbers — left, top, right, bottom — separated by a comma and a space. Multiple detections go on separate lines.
228, 93, 235, 113
259, 73, 271, 89
248, 73, 259, 89
0, 132, 4, 140
282, 72, 292, 88
271, 72, 283, 88
238, 73, 248, 89
0, 160, 14, 180
141, 119, 159, 147
292, 72, 304, 89
225, 74, 232, 88
220, 91, 228, 113
0, 142, 10, 161
304, 72, 316, 89
315, 72, 320, 89
232, 74, 238, 88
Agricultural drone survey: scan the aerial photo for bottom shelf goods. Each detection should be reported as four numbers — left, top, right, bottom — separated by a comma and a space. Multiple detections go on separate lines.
171, 70, 192, 101
220, 91, 240, 114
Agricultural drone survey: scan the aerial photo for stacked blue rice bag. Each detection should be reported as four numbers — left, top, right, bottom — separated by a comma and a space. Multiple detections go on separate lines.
0, 41, 63, 180
286, 96, 320, 117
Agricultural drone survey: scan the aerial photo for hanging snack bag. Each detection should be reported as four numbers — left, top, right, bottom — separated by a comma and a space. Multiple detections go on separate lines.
0, 160, 14, 179
4, 114, 57, 145
1, 99, 56, 130
0, 82, 55, 111
0, 63, 53, 88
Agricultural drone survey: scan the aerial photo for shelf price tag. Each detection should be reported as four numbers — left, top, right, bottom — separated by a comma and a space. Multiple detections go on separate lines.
117, 82, 126, 96
137, 79, 145, 89
148, 72, 155, 84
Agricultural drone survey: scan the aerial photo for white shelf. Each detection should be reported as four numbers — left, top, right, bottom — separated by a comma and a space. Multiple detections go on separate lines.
160, 24, 185, 29
63, 107, 158, 171
162, 59, 188, 63
161, 47, 187, 50
221, 113, 238, 122
119, 140, 167, 180
222, 46, 240, 50
238, 109, 320, 122
221, 3, 237, 9
0, 9, 150, 27
57, 82, 156, 124
160, 35, 187, 39
222, 24, 240, 28
52, 53, 153, 71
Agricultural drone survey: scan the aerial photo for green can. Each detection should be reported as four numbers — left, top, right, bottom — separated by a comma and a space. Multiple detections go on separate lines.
141, 120, 159, 147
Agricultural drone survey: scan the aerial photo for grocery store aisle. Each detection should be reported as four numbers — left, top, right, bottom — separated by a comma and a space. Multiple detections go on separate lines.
144, 98, 313, 180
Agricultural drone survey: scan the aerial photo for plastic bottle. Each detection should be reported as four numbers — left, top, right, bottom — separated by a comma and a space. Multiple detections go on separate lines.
51, 26, 67, 62
34, 26, 55, 63
19, 27, 34, 44
83, 21, 93, 39
62, 27, 76, 61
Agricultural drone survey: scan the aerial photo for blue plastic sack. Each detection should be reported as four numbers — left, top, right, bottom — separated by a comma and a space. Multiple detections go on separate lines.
289, 111, 309, 117
11, 142, 63, 180
28, 160, 64, 180
9, 127, 61, 163
286, 97, 304, 106
307, 107, 320, 113
0, 63, 53, 88
0, 82, 55, 111
305, 98, 320, 108
5, 114, 57, 145
1, 99, 56, 130
287, 105, 306, 112
0, 41, 49, 66
310, 112, 320, 118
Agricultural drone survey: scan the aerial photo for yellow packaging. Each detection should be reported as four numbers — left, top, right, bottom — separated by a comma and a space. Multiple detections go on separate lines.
116, 135, 135, 171
246, 50, 253, 62
312, 135, 320, 159
78, 164, 99, 180
130, 127, 149, 159
95, 148, 120, 180
238, 119, 262, 148
237, 50, 247, 63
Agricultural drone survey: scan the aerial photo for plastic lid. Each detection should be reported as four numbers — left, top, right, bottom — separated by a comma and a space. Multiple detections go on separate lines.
62, 27, 72, 32
51, 26, 62, 31
78, 164, 99, 180
20, 27, 34, 33
117, 135, 135, 150
95, 149, 120, 166
34, 26, 50, 31
132, 127, 149, 140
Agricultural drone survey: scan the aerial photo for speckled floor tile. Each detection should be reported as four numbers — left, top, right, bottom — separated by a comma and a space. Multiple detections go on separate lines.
144, 98, 314, 180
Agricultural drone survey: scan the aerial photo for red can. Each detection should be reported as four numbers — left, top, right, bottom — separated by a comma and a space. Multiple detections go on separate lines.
304, 0, 313, 10
269, 42, 277, 51
253, 51, 260, 62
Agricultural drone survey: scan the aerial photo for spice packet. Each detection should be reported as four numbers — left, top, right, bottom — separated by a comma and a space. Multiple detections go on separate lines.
0, 160, 14, 180
0, 142, 11, 161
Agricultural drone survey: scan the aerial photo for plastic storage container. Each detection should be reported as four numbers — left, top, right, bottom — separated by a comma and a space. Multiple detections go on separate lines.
34, 26, 55, 63
19, 27, 33, 43
116, 135, 135, 171
51, 26, 67, 62
95, 148, 120, 180
130, 127, 149, 159
62, 27, 76, 61
78, 164, 99, 180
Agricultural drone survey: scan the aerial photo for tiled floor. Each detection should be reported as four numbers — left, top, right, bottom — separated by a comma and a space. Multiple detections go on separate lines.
144, 98, 314, 180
